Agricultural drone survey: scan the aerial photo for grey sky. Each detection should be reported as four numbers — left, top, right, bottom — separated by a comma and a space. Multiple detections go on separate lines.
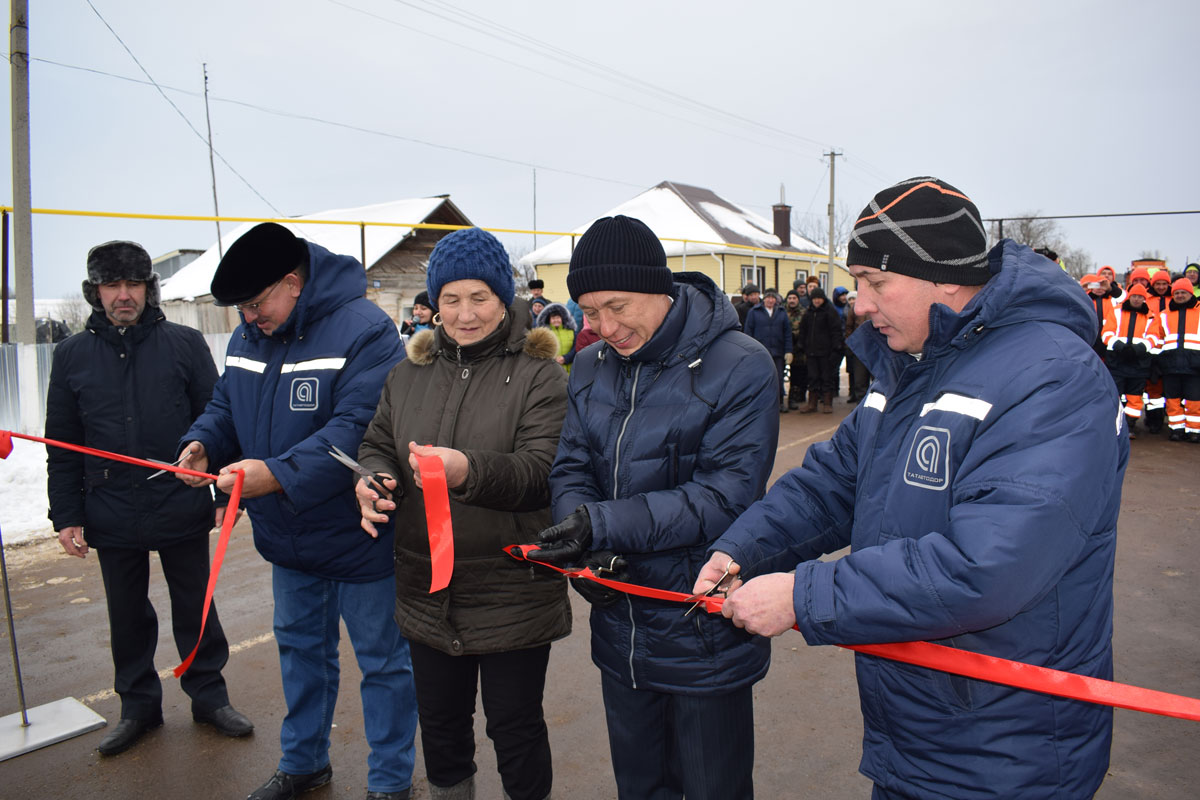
8, 0, 1199, 299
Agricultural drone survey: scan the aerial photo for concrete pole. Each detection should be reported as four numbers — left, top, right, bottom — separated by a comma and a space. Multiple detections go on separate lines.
10, 0, 34, 344
825, 150, 839, 277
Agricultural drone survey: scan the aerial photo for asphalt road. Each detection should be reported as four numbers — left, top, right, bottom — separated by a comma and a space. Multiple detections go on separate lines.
0, 399, 1197, 799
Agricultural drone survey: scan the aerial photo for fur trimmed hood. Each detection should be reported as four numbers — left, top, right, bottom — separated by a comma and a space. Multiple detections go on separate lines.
407, 316, 559, 366
535, 302, 577, 332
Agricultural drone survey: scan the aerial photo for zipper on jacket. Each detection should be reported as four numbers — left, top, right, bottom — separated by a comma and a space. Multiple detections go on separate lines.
612, 362, 642, 687
612, 364, 642, 497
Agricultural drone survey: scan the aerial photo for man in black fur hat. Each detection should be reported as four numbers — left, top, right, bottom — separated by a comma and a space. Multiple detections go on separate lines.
45, 241, 253, 757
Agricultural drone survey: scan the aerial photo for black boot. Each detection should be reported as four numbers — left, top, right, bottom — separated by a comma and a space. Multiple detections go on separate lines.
1147, 408, 1164, 434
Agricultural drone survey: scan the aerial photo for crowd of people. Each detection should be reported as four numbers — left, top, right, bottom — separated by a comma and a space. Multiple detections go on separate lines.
733, 276, 871, 414
1081, 261, 1200, 442
43, 175, 1152, 799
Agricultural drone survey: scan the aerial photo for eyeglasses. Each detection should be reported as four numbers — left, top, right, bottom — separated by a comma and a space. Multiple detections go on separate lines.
235, 278, 285, 313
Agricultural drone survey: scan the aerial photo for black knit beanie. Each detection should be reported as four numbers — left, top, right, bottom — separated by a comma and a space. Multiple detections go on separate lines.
566, 215, 672, 301
846, 177, 990, 285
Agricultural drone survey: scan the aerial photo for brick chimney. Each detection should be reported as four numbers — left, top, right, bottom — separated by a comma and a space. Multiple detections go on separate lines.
773, 183, 791, 248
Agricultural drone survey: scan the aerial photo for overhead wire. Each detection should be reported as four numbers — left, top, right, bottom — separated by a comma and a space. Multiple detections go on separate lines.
82, 0, 285, 216
325, 0, 820, 161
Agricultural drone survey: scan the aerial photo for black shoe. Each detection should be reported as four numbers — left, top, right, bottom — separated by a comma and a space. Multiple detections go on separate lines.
248, 766, 333, 800
365, 792, 411, 800
1188, 432, 1200, 444
787, 400, 799, 410
1169, 429, 1183, 442
194, 704, 254, 737
96, 715, 163, 756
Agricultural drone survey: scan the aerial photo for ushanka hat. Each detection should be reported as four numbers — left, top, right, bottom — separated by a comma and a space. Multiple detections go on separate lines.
211, 222, 309, 307
567, 215, 671, 301
426, 227, 515, 308
83, 240, 159, 311
847, 177, 990, 285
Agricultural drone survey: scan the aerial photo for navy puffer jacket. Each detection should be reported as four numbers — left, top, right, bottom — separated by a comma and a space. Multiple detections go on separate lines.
184, 240, 405, 582
550, 272, 779, 694
743, 301, 793, 358
715, 241, 1127, 798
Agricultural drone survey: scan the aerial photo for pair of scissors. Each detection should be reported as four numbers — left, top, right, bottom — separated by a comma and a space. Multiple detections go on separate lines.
328, 444, 392, 500
683, 560, 734, 617
146, 454, 187, 480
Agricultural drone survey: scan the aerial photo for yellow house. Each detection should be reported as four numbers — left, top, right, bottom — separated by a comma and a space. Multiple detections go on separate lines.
520, 180, 850, 302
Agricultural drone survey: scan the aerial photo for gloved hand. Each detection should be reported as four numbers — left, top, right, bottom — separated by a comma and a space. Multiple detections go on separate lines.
569, 550, 629, 607
784, 352, 794, 365
1133, 342, 1148, 356
528, 506, 592, 566
1111, 340, 1127, 353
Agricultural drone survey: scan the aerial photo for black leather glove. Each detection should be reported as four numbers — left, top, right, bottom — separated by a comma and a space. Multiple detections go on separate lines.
569, 550, 629, 607
1111, 340, 1127, 352
528, 506, 592, 566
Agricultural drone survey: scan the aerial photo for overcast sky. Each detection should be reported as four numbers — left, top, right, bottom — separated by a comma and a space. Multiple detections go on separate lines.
7, 0, 1199, 299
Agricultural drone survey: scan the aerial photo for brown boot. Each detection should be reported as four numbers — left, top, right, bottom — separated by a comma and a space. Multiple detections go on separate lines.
799, 395, 819, 413
822, 392, 834, 413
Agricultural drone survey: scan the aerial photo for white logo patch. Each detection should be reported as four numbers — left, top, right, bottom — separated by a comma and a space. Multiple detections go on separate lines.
289, 377, 319, 411
903, 426, 950, 491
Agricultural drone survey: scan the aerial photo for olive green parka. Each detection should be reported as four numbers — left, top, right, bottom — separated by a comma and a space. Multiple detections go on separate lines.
358, 301, 571, 655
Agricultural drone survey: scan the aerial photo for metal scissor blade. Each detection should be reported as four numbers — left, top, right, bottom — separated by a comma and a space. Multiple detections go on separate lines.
328, 445, 390, 497
684, 562, 734, 617
146, 455, 185, 480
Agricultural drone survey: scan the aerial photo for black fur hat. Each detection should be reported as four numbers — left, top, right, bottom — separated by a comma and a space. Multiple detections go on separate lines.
82, 241, 160, 311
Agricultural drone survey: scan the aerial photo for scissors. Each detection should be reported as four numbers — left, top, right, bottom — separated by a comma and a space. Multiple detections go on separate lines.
683, 560, 734, 617
146, 454, 187, 480
328, 444, 392, 501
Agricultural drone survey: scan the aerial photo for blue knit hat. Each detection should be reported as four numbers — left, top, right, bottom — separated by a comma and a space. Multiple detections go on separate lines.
426, 227, 515, 308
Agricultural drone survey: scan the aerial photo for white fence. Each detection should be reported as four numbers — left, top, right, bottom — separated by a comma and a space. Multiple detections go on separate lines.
0, 333, 232, 435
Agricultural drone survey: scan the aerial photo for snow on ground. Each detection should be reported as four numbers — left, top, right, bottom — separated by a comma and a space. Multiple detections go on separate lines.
0, 437, 56, 547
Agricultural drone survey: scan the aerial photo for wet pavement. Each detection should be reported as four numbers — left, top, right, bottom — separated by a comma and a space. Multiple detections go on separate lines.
0, 400, 1197, 798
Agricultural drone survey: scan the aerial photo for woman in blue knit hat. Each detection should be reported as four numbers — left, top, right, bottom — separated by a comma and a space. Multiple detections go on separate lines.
355, 227, 570, 800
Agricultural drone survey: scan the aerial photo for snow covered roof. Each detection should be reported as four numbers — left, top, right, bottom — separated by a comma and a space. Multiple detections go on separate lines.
161, 196, 463, 301
520, 181, 827, 267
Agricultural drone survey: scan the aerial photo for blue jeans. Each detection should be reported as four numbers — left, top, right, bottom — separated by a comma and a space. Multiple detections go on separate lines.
600, 672, 754, 800
272, 564, 418, 793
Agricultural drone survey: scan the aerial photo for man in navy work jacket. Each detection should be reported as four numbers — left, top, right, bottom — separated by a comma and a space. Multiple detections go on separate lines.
177, 223, 417, 800
46, 241, 252, 756
530, 215, 779, 799
698, 178, 1128, 800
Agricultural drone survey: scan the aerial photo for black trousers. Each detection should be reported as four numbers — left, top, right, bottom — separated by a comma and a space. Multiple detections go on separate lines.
95, 534, 230, 720
788, 356, 808, 403
847, 353, 872, 400
806, 353, 840, 396
408, 640, 552, 800
600, 673, 754, 800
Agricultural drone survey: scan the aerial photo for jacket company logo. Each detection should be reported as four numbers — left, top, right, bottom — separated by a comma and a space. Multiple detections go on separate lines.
289, 377, 319, 411
903, 426, 950, 490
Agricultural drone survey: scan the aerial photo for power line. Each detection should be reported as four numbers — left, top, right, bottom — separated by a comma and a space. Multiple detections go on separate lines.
325, 0, 821, 162
26, 55, 646, 191
83, 0, 284, 216
985, 210, 1200, 221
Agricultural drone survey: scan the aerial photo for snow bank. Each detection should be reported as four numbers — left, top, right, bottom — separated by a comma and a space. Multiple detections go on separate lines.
0, 438, 56, 547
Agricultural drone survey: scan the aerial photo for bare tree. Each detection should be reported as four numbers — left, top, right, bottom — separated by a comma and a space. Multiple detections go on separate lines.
792, 203, 853, 258
1137, 249, 1164, 261
988, 212, 1095, 279
507, 244, 536, 294
56, 292, 92, 335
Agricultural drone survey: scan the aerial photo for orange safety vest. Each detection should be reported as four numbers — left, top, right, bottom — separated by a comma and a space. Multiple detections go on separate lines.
1101, 303, 1162, 353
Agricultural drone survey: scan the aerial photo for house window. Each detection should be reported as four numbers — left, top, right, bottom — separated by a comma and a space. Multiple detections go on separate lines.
740, 265, 765, 290
794, 269, 808, 287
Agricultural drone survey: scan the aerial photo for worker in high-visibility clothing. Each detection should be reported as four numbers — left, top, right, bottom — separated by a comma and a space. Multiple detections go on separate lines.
1100, 284, 1162, 438
1157, 277, 1200, 442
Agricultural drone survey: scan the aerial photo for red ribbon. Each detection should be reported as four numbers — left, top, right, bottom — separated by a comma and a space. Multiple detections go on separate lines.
1, 430, 241, 678
506, 543, 1200, 722
415, 452, 454, 593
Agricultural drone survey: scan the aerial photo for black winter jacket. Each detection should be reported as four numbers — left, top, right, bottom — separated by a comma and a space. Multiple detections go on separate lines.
797, 301, 844, 357
46, 308, 217, 548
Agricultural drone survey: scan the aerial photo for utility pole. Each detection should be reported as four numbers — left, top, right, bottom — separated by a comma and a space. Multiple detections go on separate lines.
203, 64, 223, 259
10, 0, 34, 344
532, 167, 537, 250
824, 150, 841, 275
